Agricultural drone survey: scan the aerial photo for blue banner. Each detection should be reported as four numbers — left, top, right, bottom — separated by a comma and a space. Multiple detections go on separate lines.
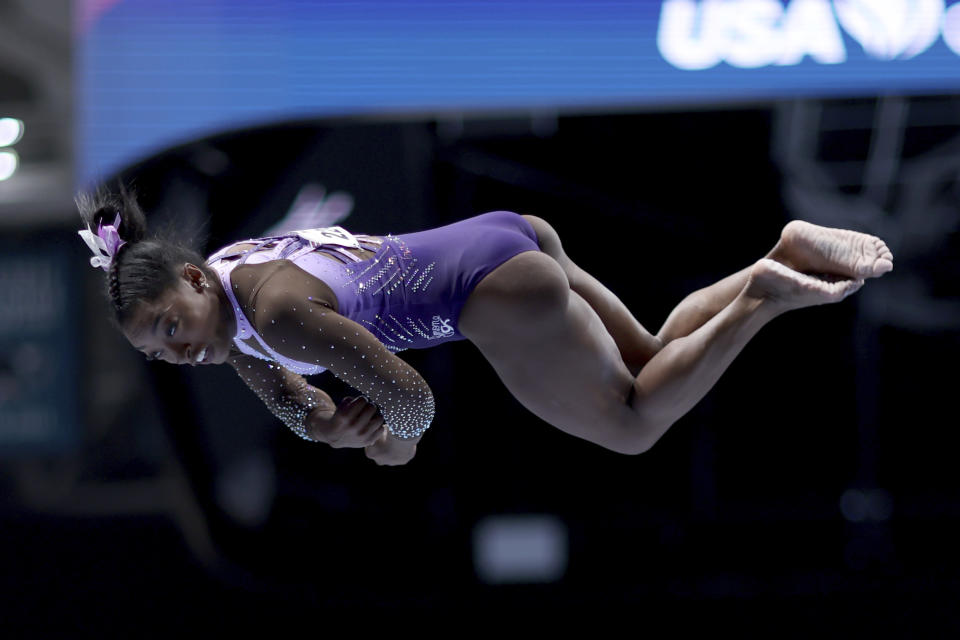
78, 0, 960, 183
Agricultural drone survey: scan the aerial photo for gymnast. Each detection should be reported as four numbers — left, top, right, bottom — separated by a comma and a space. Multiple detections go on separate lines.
77, 187, 893, 466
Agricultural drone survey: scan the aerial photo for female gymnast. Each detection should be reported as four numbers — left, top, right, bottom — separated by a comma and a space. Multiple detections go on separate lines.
77, 188, 893, 466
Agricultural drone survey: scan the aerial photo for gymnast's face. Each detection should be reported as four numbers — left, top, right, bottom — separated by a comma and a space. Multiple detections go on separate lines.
122, 263, 234, 366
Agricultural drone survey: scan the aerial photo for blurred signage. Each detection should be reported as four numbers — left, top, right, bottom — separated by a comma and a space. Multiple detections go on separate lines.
658, 0, 958, 69
79, 0, 960, 184
0, 241, 80, 455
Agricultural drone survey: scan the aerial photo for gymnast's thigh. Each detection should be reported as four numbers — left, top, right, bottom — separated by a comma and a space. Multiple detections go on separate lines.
459, 250, 636, 450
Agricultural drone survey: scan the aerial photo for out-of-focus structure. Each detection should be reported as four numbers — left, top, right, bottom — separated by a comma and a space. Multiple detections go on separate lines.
0, 0, 73, 226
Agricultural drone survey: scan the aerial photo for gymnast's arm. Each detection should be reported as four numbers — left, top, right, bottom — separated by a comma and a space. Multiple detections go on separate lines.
228, 352, 389, 447
251, 263, 436, 447
227, 352, 332, 440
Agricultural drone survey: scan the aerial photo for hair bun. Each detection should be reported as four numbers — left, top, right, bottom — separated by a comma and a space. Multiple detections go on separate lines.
91, 206, 122, 229
76, 184, 148, 245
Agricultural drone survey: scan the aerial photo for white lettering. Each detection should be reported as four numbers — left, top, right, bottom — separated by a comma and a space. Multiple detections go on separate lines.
657, 0, 725, 70
943, 1, 960, 54
658, 0, 954, 71
725, 0, 785, 68
778, 0, 847, 65
834, 0, 944, 60
902, 0, 946, 58
432, 315, 453, 337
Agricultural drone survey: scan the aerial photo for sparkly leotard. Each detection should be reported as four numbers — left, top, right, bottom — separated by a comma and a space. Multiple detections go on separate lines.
206, 210, 541, 440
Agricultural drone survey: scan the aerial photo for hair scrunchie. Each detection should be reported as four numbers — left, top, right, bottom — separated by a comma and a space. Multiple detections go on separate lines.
78, 212, 127, 271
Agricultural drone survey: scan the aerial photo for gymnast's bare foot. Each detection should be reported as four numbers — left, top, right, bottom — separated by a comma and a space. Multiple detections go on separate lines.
744, 258, 864, 311
768, 220, 894, 279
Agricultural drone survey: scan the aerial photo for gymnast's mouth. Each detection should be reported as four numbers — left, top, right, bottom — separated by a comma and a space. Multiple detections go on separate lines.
192, 345, 208, 365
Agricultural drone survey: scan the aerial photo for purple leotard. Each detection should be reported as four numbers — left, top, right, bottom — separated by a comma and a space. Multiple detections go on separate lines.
207, 211, 541, 375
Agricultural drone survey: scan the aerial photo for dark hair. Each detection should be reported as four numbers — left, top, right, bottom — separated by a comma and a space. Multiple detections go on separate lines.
76, 184, 215, 328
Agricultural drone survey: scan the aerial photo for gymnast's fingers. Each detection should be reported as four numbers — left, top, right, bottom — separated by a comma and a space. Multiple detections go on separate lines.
359, 408, 385, 437
364, 425, 386, 447
337, 396, 365, 421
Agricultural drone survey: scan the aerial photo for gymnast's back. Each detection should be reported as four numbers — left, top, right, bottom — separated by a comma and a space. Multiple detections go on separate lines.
206, 211, 542, 373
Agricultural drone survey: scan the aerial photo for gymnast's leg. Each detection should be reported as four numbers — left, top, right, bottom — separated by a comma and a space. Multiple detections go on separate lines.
461, 220, 893, 455
623, 259, 858, 450
523, 215, 893, 370
654, 220, 892, 344
624, 221, 891, 448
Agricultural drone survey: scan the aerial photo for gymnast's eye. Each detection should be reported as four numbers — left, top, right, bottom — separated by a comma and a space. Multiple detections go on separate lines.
167, 321, 177, 337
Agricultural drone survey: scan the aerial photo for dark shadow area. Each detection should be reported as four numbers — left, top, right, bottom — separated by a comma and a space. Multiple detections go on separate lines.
3, 103, 959, 632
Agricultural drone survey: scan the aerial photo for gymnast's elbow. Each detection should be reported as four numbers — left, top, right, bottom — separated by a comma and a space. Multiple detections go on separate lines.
383, 389, 436, 440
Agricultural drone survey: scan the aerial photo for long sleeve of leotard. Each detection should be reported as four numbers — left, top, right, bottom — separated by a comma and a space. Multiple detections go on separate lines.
250, 264, 436, 440
228, 353, 336, 441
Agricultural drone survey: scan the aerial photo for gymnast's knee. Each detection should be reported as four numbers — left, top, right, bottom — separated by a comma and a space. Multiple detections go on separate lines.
604, 409, 666, 456
602, 433, 656, 456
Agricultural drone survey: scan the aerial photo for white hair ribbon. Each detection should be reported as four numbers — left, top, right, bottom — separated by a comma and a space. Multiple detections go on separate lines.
78, 213, 126, 271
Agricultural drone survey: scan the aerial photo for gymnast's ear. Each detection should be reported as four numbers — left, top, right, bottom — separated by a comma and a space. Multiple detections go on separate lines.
182, 263, 209, 291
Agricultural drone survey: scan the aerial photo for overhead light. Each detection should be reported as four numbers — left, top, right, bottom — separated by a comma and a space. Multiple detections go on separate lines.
0, 150, 19, 181
0, 118, 24, 147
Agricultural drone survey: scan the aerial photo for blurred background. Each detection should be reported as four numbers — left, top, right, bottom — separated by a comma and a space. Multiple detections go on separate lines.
2, 0, 960, 632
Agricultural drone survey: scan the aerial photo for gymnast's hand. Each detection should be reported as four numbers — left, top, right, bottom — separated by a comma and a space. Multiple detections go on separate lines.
306, 396, 385, 448
364, 430, 418, 466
